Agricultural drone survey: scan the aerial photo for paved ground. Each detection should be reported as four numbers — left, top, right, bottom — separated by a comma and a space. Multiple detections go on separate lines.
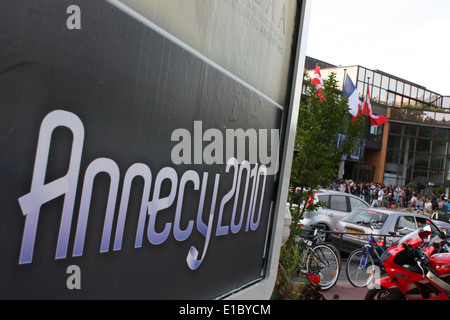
322, 280, 368, 300
321, 257, 370, 300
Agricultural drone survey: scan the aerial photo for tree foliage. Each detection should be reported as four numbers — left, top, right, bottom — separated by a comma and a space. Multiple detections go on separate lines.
290, 72, 365, 222
275, 72, 364, 299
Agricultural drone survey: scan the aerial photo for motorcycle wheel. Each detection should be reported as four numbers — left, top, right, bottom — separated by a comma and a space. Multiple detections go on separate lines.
365, 287, 405, 300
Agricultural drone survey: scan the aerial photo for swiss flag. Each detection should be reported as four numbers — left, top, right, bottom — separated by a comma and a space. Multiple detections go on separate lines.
311, 64, 326, 100
362, 86, 388, 127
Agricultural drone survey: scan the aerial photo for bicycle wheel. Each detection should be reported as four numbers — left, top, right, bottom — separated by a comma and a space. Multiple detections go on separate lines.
346, 248, 375, 288
306, 244, 340, 290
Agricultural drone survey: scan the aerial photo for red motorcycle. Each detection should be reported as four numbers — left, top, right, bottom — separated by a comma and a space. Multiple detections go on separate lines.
365, 225, 450, 300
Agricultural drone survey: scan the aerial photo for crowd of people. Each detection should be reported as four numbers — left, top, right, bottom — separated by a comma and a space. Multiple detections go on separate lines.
330, 179, 450, 217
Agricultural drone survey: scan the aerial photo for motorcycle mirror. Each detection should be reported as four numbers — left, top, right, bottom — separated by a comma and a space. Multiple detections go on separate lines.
440, 228, 450, 239
418, 225, 432, 239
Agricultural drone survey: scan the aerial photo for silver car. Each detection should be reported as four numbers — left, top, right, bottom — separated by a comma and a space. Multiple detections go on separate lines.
299, 189, 369, 238
330, 208, 445, 254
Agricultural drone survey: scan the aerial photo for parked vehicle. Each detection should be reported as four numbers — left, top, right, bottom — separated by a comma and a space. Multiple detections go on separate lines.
331, 208, 444, 254
365, 225, 450, 300
433, 218, 450, 234
299, 189, 369, 239
296, 225, 341, 291
282, 203, 293, 245
345, 221, 395, 288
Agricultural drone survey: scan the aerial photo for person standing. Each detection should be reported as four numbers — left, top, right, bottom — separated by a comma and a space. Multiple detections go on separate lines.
431, 191, 437, 204
405, 187, 412, 208
441, 198, 449, 214
345, 180, 353, 194
339, 180, 345, 193
393, 187, 399, 207
377, 186, 384, 208
432, 196, 439, 211
438, 196, 445, 212
424, 197, 432, 216
398, 187, 405, 208
409, 193, 417, 209
415, 195, 424, 212
445, 199, 450, 214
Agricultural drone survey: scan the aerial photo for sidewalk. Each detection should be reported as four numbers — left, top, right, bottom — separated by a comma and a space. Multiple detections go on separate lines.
322, 281, 368, 300
321, 258, 370, 300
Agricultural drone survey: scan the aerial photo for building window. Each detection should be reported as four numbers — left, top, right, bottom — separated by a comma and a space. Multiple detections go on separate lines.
384, 123, 449, 188
435, 128, 449, 140
404, 124, 417, 136
402, 136, 415, 152
419, 126, 432, 138
416, 139, 431, 153
432, 140, 448, 154
390, 122, 402, 134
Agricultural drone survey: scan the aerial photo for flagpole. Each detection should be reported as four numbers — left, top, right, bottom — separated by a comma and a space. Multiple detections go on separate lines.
357, 76, 370, 183
342, 68, 347, 91
339, 69, 346, 180
338, 68, 348, 180
365, 76, 371, 117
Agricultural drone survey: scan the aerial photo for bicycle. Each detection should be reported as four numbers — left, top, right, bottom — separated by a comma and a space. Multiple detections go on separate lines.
345, 221, 394, 288
296, 225, 341, 290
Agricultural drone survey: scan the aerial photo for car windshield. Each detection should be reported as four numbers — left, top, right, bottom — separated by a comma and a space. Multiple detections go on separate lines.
341, 209, 388, 229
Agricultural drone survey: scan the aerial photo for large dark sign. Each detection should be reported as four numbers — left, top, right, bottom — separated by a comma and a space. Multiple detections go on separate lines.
0, 0, 296, 299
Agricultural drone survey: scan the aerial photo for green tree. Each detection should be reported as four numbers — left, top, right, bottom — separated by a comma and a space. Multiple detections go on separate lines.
290, 72, 364, 221
275, 72, 364, 299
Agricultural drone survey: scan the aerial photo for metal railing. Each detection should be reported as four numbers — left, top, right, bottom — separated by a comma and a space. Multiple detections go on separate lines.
336, 231, 395, 255
309, 229, 397, 257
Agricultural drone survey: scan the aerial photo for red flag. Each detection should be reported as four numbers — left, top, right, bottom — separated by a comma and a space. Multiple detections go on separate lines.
311, 64, 326, 100
361, 86, 388, 127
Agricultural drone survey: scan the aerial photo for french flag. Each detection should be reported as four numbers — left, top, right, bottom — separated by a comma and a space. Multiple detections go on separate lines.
342, 74, 360, 121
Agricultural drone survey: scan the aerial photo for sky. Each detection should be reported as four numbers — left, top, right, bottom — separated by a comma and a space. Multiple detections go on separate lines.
305, 0, 450, 95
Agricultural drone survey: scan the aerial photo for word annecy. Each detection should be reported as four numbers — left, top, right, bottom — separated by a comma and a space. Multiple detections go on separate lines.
18, 110, 271, 270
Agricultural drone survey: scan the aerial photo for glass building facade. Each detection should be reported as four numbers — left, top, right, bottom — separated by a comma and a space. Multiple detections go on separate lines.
384, 123, 448, 188
305, 57, 450, 192
357, 67, 447, 109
